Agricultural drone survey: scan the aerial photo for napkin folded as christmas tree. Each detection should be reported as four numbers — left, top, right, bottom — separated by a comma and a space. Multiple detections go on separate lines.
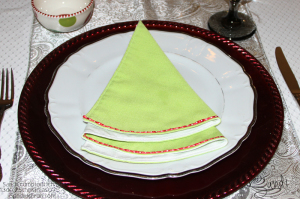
81, 21, 227, 163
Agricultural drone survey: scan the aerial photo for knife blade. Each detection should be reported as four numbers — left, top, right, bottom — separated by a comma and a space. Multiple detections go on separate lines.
275, 46, 300, 104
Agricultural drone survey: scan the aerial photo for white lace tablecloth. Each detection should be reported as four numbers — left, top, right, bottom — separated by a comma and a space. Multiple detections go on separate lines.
0, 0, 300, 198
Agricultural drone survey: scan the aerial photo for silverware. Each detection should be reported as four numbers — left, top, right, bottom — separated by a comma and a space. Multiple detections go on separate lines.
0, 68, 14, 182
275, 47, 300, 105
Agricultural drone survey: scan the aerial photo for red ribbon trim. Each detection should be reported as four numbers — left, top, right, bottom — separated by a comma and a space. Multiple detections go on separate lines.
83, 134, 225, 154
83, 115, 219, 133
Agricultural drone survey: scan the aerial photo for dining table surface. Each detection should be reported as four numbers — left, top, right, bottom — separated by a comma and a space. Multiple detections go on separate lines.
0, 0, 300, 198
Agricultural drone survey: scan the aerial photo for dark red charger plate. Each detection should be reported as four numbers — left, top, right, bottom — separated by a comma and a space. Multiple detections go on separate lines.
18, 21, 283, 199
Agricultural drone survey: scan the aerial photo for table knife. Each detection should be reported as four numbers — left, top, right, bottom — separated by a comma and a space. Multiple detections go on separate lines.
275, 46, 300, 105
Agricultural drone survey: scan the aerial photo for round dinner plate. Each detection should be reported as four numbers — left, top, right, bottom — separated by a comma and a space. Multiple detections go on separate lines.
46, 29, 255, 177
18, 21, 283, 199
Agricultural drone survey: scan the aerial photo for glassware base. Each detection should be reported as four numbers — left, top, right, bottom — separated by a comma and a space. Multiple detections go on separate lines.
208, 11, 256, 40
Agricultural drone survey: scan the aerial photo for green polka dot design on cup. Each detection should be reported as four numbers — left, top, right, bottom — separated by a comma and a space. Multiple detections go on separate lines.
59, 16, 76, 27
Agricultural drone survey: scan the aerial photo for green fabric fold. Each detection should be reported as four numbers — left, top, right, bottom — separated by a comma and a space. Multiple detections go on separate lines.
84, 21, 219, 133
83, 127, 224, 154
81, 21, 226, 163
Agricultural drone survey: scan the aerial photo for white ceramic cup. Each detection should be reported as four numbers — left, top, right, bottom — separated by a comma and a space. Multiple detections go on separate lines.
32, 0, 94, 32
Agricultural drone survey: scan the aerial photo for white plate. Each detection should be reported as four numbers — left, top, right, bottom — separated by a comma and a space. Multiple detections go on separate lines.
47, 30, 255, 177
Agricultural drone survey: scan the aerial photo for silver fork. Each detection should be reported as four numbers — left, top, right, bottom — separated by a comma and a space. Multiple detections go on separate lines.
0, 69, 14, 127
0, 68, 14, 181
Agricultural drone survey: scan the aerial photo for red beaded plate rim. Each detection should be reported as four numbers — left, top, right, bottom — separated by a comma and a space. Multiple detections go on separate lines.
18, 20, 283, 199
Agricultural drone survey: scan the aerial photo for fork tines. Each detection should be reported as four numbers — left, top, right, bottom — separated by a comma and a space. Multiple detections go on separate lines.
1, 69, 14, 101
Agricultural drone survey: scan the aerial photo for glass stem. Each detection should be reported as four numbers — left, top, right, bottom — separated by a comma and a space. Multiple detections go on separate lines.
222, 0, 242, 30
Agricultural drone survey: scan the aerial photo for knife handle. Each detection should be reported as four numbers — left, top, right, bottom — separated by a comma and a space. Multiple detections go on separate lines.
293, 93, 300, 105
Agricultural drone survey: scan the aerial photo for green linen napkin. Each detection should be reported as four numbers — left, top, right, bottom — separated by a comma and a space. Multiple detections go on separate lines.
81, 21, 227, 163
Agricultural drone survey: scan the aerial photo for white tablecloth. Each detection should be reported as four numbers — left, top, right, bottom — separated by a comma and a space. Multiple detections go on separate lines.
0, 0, 299, 198
0, 0, 33, 198
249, 0, 300, 141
